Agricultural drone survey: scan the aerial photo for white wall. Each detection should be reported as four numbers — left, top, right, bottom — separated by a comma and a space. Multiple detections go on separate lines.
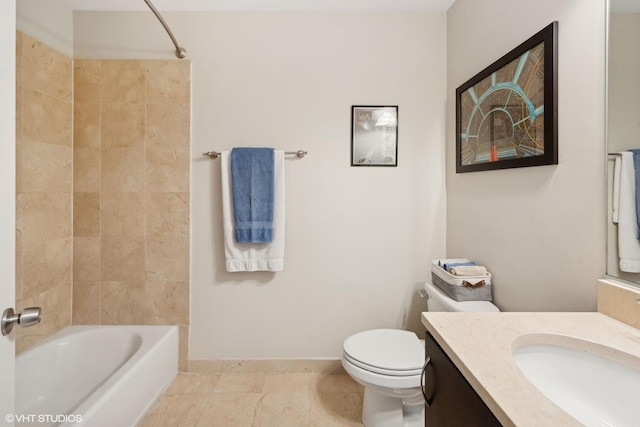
74, 11, 447, 358
17, 0, 74, 57
446, 0, 606, 312
608, 13, 640, 152
0, 0, 16, 418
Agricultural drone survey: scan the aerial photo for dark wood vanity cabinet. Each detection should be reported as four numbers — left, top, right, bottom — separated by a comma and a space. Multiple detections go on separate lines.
423, 332, 502, 427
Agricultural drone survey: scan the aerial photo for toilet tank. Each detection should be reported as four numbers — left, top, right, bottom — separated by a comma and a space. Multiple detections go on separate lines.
425, 281, 449, 312
424, 282, 500, 312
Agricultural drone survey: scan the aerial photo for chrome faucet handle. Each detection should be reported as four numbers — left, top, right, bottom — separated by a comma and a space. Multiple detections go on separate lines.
1, 307, 42, 336
18, 307, 42, 328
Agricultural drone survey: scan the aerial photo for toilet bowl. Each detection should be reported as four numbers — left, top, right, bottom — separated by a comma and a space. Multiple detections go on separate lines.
342, 329, 425, 427
341, 281, 500, 427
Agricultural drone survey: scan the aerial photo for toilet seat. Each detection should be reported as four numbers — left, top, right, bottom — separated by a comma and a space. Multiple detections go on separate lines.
343, 329, 424, 377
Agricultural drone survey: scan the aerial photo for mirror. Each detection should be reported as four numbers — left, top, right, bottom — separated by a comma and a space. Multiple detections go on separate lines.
606, 0, 640, 285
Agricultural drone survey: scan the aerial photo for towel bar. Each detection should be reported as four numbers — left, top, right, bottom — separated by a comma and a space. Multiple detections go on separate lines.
202, 150, 307, 159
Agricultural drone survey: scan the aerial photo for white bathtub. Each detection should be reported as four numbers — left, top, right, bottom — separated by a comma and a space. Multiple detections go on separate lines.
16, 325, 178, 427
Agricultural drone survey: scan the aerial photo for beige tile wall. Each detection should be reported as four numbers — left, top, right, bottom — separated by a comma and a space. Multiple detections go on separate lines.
15, 32, 73, 354
15, 34, 191, 364
72, 59, 191, 369
597, 279, 640, 328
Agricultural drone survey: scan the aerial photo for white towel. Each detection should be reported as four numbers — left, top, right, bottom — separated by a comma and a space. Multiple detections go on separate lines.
612, 155, 621, 223
221, 150, 285, 272
449, 266, 489, 276
617, 152, 640, 272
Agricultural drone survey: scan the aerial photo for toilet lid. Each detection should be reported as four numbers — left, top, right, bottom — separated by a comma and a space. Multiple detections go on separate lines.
343, 329, 424, 376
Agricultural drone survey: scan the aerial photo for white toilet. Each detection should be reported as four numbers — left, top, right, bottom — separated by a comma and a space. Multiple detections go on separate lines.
341, 281, 500, 427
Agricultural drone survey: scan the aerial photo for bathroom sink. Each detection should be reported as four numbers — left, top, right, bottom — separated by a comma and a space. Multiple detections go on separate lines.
512, 336, 640, 427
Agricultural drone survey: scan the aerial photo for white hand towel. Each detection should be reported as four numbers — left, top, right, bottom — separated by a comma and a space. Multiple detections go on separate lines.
617, 152, 640, 272
221, 150, 285, 272
612, 155, 621, 223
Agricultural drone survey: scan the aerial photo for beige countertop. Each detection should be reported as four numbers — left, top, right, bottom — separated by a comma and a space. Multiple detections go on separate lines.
421, 312, 640, 427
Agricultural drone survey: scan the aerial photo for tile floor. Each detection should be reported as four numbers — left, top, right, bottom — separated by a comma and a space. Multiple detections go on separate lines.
139, 372, 365, 426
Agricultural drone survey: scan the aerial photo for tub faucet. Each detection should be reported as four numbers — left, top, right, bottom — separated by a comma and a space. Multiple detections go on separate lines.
1, 307, 41, 336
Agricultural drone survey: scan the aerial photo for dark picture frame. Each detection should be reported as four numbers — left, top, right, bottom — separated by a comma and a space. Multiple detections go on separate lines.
351, 105, 398, 167
456, 22, 558, 173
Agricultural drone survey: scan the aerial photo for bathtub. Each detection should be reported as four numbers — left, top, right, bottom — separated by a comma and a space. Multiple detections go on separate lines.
16, 325, 178, 427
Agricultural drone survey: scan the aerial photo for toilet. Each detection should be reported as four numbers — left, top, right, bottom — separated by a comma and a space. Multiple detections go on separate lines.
341, 281, 500, 427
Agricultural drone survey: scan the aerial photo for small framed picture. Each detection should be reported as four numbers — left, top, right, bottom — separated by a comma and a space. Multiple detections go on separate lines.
351, 105, 398, 167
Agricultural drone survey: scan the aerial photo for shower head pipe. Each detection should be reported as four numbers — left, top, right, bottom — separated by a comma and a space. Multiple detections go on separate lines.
143, 0, 187, 59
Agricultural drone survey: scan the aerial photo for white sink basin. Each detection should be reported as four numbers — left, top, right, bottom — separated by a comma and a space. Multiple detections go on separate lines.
513, 335, 640, 427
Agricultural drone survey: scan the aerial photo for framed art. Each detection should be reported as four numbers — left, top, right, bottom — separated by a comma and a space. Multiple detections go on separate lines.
456, 21, 558, 173
351, 105, 398, 167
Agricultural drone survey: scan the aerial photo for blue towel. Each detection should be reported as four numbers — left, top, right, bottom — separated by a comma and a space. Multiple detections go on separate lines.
441, 261, 476, 271
628, 149, 640, 238
231, 147, 275, 243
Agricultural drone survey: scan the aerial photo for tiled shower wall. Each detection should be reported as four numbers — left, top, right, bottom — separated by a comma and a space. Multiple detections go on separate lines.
15, 32, 73, 354
72, 59, 191, 369
14, 32, 191, 366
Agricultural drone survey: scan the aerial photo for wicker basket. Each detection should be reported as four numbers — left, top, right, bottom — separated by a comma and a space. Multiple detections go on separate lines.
430, 260, 492, 302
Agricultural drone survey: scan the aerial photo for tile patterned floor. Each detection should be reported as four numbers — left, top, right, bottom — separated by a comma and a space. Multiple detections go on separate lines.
139, 372, 365, 426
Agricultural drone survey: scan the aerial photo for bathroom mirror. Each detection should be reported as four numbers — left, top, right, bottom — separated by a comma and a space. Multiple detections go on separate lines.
606, 0, 640, 286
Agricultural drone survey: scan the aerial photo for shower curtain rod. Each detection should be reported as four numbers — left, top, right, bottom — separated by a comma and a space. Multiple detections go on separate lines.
143, 0, 187, 59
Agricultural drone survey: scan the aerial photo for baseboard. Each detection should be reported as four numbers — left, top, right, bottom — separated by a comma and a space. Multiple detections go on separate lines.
185, 358, 345, 374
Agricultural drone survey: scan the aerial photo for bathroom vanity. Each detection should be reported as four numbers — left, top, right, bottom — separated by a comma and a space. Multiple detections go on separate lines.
423, 332, 501, 426
421, 305, 640, 426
